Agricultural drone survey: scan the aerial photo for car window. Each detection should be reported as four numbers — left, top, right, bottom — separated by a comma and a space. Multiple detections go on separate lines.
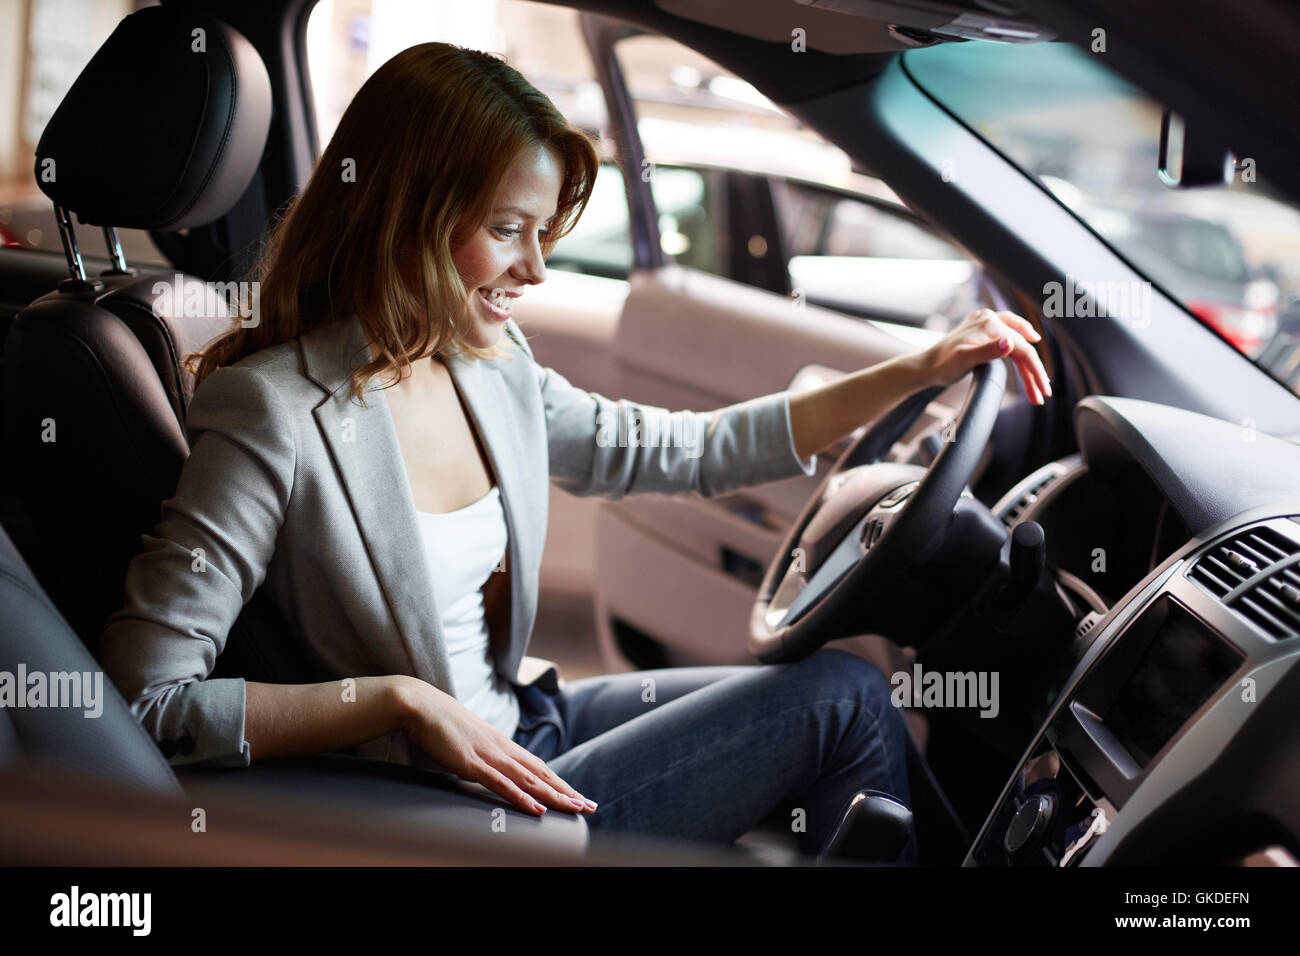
612, 29, 845, 278
612, 32, 973, 329
906, 40, 1300, 393
649, 165, 723, 276
544, 161, 633, 279
545, 160, 724, 281
771, 180, 977, 329
0, 0, 169, 269
815, 195, 963, 261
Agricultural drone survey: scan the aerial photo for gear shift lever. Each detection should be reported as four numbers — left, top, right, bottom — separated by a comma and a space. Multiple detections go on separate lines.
996, 520, 1047, 612
817, 790, 913, 865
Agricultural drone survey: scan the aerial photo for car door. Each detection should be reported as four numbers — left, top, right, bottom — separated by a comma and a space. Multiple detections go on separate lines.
576, 14, 985, 677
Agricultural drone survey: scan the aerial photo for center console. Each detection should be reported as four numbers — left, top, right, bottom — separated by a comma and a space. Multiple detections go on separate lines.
967, 509, 1300, 866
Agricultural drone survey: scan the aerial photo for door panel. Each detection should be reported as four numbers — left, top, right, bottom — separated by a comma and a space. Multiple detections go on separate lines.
615, 265, 918, 404
596, 504, 763, 666
594, 264, 972, 676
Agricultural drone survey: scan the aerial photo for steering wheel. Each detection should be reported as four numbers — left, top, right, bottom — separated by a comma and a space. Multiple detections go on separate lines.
749, 358, 1007, 663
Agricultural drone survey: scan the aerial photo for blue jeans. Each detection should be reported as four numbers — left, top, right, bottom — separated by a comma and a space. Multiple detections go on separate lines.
511, 647, 913, 861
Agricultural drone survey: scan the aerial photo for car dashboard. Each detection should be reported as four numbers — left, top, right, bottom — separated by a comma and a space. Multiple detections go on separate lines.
967, 396, 1300, 866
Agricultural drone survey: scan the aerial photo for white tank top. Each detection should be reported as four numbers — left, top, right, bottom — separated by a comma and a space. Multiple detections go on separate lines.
413, 485, 520, 737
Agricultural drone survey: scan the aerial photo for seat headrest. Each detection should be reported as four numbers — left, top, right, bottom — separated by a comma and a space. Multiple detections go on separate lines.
33, 5, 272, 232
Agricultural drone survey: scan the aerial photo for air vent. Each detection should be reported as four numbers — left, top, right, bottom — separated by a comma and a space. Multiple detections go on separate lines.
1074, 610, 1104, 641
1189, 524, 1300, 639
1003, 472, 1059, 526
1189, 527, 1297, 595
1238, 564, 1300, 639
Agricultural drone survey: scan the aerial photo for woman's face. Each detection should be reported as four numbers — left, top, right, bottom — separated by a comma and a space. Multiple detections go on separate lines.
451, 142, 563, 350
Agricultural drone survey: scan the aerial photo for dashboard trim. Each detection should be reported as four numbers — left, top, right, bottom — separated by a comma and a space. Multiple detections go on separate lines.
966, 496, 1300, 867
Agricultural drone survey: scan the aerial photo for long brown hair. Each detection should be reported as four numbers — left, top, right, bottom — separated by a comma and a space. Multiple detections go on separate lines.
186, 42, 599, 405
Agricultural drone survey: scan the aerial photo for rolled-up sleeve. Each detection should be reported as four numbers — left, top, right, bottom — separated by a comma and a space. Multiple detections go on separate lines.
99, 364, 296, 768
513, 323, 816, 500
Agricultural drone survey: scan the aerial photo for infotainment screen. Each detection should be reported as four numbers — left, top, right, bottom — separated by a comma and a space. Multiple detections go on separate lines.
1103, 601, 1242, 767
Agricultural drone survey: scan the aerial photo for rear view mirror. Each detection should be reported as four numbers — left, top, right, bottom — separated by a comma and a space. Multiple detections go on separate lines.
1157, 109, 1234, 187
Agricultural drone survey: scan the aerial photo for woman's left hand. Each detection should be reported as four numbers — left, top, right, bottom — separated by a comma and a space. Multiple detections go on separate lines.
921, 309, 1053, 405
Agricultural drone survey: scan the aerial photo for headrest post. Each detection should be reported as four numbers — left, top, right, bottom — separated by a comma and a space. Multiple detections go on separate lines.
101, 226, 133, 276
53, 203, 85, 281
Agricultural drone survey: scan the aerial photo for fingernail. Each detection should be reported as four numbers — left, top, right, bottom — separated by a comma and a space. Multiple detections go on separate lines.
1045, 381, 1053, 397
997, 337, 1010, 352
584, 799, 598, 810
533, 801, 546, 814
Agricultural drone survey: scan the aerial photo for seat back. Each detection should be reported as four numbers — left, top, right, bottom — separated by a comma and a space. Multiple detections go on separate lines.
1, 6, 273, 657
4, 279, 238, 652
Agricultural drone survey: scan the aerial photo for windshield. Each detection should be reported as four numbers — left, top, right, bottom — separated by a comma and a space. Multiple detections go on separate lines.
905, 41, 1300, 395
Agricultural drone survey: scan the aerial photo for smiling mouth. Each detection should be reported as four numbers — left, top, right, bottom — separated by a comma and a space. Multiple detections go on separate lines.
476, 287, 513, 319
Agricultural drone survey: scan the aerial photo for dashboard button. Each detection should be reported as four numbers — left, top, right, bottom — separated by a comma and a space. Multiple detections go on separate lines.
879, 485, 915, 508
1004, 793, 1055, 859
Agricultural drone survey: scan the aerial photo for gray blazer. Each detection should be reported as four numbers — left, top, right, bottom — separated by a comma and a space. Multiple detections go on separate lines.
100, 312, 816, 769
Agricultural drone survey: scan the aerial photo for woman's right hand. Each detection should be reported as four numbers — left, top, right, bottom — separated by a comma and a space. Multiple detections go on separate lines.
920, 308, 1051, 404
395, 676, 596, 817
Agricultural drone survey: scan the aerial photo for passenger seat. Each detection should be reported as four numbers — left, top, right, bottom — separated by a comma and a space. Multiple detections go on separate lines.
0, 6, 587, 854
3, 5, 275, 661
0, 517, 587, 855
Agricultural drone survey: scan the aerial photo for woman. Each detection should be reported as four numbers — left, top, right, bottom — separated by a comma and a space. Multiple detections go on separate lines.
101, 42, 1050, 859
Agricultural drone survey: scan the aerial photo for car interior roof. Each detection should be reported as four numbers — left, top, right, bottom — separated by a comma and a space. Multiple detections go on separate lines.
654, 0, 926, 53
537, 0, 897, 102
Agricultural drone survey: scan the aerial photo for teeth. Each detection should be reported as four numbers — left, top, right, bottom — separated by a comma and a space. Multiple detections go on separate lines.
481, 288, 510, 311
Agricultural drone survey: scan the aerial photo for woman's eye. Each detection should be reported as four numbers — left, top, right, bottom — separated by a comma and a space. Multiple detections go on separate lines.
492, 225, 550, 241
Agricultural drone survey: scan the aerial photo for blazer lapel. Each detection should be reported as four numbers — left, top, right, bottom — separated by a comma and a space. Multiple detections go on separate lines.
442, 346, 528, 680
299, 314, 456, 694
296, 313, 527, 696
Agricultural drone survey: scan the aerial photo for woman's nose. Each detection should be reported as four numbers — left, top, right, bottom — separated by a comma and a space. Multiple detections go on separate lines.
512, 235, 547, 285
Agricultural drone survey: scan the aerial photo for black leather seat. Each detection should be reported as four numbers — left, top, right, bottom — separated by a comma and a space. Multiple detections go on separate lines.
0, 520, 181, 795
2, 4, 273, 655
0, 6, 586, 855
0, 518, 586, 854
